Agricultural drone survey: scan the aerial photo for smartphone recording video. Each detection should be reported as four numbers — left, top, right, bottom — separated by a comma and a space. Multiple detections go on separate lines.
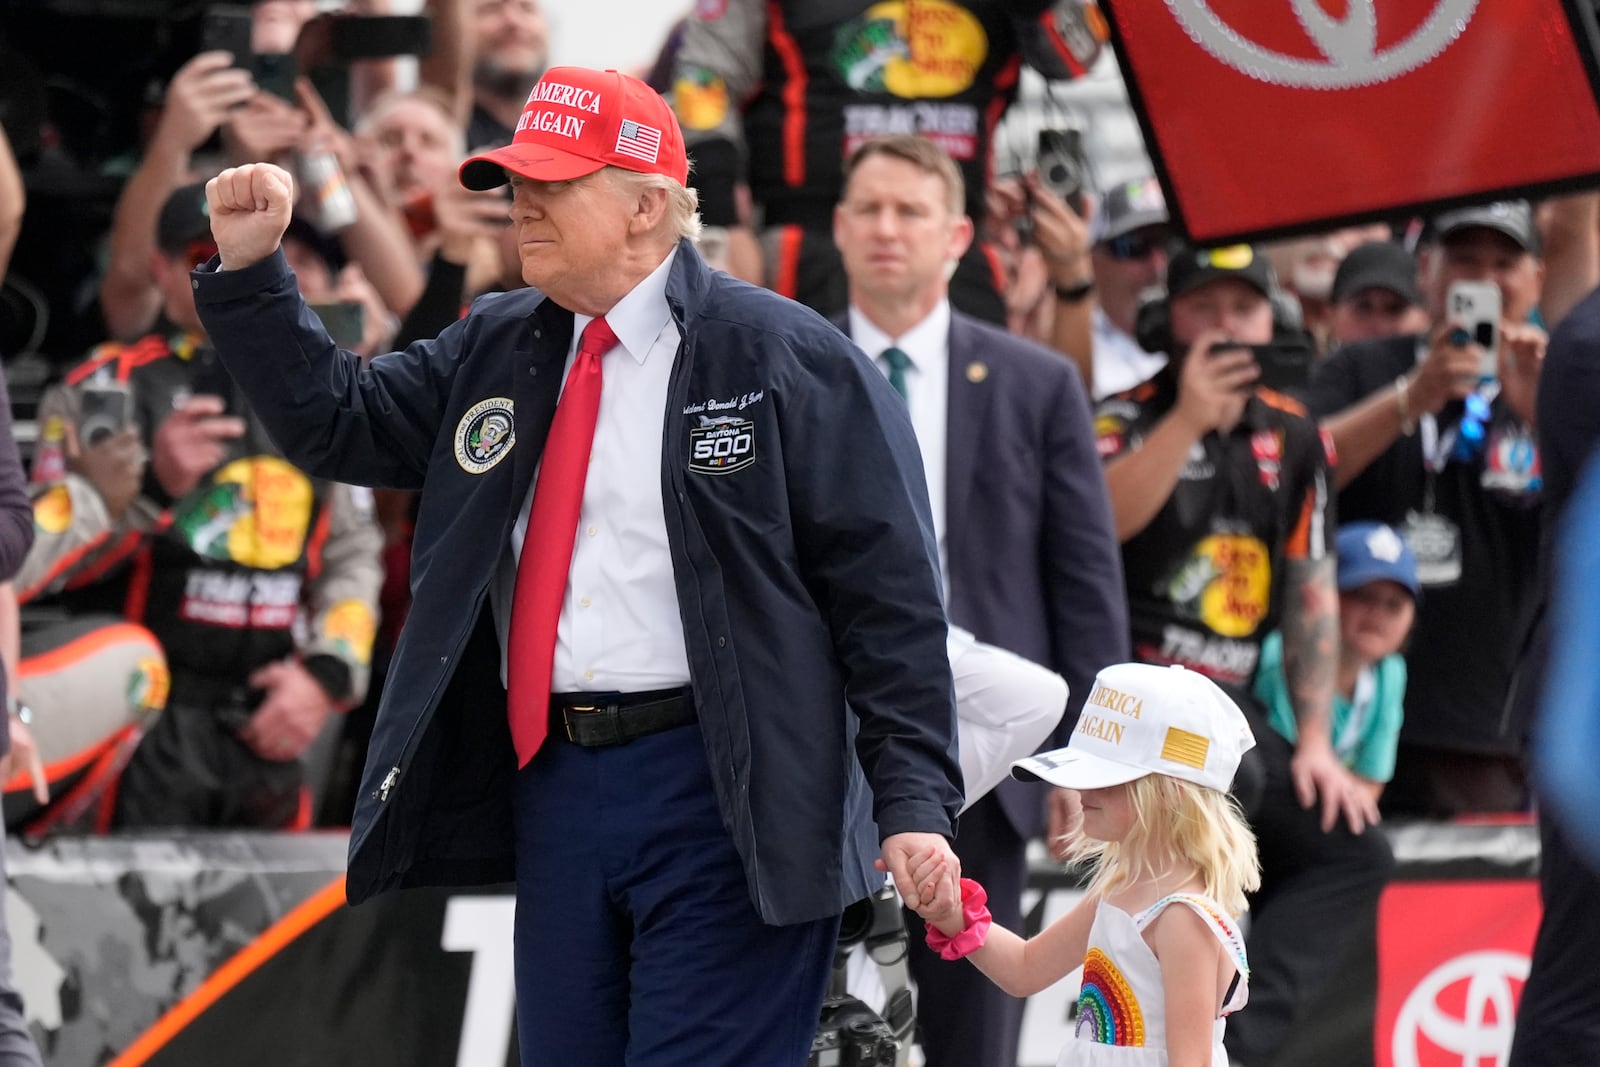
1208, 340, 1314, 395
1447, 280, 1501, 383
201, 4, 299, 103
77, 384, 133, 447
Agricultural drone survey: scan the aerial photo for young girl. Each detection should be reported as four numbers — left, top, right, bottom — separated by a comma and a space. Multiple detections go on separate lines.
1254, 521, 1417, 808
906, 662, 1260, 1067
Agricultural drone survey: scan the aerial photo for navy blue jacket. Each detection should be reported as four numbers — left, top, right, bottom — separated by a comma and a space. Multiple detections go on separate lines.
193, 240, 963, 924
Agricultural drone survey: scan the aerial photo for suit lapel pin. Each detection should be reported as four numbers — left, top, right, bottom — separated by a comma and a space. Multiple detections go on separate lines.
966, 361, 988, 384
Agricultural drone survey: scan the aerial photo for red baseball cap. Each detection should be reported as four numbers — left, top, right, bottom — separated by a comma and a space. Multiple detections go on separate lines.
459, 66, 688, 190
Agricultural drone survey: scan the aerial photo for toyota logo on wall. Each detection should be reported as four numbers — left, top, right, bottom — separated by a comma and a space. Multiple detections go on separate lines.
1164, 0, 1479, 89
1391, 950, 1528, 1067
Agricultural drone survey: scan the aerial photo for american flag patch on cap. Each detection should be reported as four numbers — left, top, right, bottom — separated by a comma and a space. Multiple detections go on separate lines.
615, 120, 662, 164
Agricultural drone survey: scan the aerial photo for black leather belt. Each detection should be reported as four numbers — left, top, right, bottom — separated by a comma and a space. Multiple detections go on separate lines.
549, 687, 695, 747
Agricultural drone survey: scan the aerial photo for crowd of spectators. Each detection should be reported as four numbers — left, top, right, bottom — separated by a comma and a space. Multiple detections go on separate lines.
2, 1, 1599, 1065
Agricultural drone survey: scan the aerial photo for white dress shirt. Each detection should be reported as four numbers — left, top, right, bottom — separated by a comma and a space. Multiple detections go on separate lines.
849, 300, 950, 584
493, 248, 691, 693
1091, 307, 1167, 399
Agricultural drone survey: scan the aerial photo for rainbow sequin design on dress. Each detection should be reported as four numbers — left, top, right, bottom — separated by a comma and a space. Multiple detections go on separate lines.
1075, 947, 1146, 1046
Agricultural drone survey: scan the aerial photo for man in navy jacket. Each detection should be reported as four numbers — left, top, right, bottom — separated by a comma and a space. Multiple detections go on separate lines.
191, 67, 963, 1067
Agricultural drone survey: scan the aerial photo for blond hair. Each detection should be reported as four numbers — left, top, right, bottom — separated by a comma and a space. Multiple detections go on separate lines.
604, 168, 703, 242
1061, 774, 1261, 917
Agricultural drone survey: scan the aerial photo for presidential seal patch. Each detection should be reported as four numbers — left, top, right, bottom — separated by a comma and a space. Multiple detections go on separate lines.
455, 398, 516, 474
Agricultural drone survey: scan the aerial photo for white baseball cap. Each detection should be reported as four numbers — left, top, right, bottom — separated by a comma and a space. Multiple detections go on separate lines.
1011, 663, 1256, 794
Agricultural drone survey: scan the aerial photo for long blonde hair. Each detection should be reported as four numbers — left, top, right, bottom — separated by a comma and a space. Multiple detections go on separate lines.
1061, 774, 1261, 917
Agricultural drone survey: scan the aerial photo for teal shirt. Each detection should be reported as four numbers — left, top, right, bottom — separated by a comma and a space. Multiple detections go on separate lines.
1253, 631, 1407, 782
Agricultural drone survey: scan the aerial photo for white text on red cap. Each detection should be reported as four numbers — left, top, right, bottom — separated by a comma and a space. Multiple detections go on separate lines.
517, 82, 604, 141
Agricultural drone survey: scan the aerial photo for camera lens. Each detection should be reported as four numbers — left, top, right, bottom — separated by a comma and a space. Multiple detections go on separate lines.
836, 897, 874, 946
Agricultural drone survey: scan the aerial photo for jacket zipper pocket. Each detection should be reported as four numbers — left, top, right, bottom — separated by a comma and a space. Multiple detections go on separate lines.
372, 583, 490, 803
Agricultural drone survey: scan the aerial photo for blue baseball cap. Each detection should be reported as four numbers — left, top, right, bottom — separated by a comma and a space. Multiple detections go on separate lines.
1336, 522, 1419, 599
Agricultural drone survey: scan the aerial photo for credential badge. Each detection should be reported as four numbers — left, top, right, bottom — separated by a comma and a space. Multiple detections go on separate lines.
455, 397, 516, 474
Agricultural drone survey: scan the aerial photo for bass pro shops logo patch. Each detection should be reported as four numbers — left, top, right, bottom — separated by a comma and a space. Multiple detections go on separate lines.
455, 397, 516, 474
689, 415, 755, 475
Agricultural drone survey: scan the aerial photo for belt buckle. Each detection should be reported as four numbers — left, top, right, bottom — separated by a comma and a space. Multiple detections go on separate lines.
563, 703, 620, 745
562, 705, 595, 744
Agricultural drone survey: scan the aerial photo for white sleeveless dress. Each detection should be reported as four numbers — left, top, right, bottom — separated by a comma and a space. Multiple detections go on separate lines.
1056, 893, 1249, 1067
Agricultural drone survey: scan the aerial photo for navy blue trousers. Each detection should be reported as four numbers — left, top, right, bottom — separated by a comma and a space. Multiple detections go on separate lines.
512, 721, 841, 1067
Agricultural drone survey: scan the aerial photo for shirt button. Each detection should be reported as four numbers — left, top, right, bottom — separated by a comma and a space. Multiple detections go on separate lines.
586, 526, 597, 537
580, 596, 591, 608
583, 670, 595, 681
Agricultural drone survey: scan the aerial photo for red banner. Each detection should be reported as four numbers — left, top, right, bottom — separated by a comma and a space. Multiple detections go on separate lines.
1103, 1, 1600, 244
1375, 880, 1541, 1067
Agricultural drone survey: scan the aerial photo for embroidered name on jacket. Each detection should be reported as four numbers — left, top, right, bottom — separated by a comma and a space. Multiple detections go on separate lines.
455, 398, 516, 474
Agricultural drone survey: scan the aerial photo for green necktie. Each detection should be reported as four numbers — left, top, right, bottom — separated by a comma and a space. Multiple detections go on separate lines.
881, 346, 911, 401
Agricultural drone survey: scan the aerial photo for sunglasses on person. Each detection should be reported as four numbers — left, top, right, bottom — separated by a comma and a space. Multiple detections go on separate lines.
1101, 231, 1169, 261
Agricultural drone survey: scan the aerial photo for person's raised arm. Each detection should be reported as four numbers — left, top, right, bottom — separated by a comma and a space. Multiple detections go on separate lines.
100, 52, 257, 340
200, 162, 461, 488
416, 0, 472, 124
295, 79, 425, 316
1026, 173, 1095, 388
1537, 193, 1600, 332
1104, 332, 1254, 541
1316, 326, 1477, 491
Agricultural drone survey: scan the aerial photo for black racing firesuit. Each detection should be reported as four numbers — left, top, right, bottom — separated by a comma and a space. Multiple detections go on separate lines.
22, 330, 384, 828
1093, 367, 1336, 690
669, 0, 1104, 322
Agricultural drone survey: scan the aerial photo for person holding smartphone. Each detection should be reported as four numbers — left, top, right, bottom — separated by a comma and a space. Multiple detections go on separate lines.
1302, 202, 1547, 821
1093, 242, 1394, 1067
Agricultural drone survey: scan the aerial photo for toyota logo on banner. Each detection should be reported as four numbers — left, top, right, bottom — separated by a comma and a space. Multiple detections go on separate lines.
1163, 0, 1478, 89
1098, 0, 1600, 246
1391, 949, 1527, 1066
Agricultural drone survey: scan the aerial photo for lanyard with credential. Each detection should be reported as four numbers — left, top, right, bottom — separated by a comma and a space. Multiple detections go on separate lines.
1416, 383, 1496, 512
1417, 412, 1453, 515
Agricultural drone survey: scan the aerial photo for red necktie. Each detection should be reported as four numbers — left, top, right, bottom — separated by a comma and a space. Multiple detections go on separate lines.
507, 316, 619, 766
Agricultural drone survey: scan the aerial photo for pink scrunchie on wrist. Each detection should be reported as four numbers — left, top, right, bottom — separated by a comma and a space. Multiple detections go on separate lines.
923, 878, 992, 960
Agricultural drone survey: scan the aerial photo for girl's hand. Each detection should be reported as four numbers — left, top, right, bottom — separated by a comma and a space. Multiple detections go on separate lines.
911, 859, 966, 937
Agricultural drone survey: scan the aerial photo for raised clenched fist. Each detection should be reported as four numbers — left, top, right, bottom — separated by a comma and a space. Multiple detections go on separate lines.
205, 163, 297, 271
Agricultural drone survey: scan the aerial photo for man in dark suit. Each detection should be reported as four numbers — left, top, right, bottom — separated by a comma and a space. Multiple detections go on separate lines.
834, 134, 1128, 1067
